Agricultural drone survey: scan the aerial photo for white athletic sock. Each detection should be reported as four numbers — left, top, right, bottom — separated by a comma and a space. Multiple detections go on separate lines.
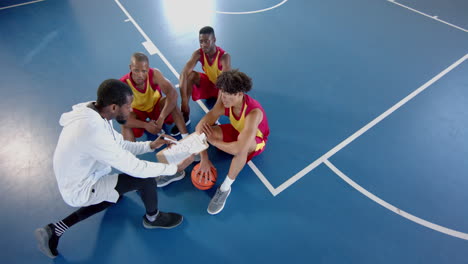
220, 176, 234, 192
146, 211, 159, 222
181, 133, 189, 139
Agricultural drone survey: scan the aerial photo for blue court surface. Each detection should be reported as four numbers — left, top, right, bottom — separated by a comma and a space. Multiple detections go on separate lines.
1, 0, 467, 263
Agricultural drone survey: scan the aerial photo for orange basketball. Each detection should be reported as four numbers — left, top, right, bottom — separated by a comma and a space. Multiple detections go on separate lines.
191, 163, 217, 190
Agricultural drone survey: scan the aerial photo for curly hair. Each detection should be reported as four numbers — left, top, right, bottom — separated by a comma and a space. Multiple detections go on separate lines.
215, 69, 252, 94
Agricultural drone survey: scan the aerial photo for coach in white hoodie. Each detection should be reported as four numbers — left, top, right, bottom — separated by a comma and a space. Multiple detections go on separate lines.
34, 79, 193, 259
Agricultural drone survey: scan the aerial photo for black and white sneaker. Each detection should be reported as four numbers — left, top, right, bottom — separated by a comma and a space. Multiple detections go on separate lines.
170, 117, 191, 136
142, 212, 183, 229
34, 224, 59, 258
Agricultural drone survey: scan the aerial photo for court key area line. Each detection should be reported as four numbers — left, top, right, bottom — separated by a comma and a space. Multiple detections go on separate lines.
387, 0, 468, 33
0, 0, 45, 10
273, 53, 467, 196
324, 160, 468, 241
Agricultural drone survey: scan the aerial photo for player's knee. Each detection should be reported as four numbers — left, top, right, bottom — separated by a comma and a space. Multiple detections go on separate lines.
188, 71, 199, 83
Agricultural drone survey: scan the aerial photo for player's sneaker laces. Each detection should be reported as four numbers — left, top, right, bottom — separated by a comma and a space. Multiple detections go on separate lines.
207, 187, 231, 215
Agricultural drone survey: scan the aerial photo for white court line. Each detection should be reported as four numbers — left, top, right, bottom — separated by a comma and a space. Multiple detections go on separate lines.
274, 53, 468, 196
387, 0, 468, 33
216, 0, 288, 15
324, 160, 468, 240
0, 0, 45, 10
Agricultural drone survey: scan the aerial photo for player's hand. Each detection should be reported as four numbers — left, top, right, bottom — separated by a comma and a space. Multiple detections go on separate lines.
201, 123, 217, 145
145, 120, 160, 135
197, 159, 214, 177
176, 154, 194, 172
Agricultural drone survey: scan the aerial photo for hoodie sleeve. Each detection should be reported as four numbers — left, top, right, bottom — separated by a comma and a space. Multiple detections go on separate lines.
111, 126, 153, 155
84, 124, 177, 178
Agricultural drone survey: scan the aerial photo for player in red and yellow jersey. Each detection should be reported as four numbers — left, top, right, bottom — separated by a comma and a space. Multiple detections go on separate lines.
195, 70, 269, 215
172, 26, 231, 136
120, 53, 189, 141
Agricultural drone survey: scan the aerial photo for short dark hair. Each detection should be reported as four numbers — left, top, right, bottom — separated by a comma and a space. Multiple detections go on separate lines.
215, 69, 252, 94
96, 79, 133, 107
199, 26, 215, 37
131, 52, 149, 64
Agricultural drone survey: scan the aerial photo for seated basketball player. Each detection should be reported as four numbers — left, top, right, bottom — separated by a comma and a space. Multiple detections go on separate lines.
120, 52, 189, 186
171, 26, 231, 136
195, 70, 270, 215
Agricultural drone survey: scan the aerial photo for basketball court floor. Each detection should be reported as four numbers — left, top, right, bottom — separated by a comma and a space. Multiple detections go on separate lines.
1, 0, 467, 263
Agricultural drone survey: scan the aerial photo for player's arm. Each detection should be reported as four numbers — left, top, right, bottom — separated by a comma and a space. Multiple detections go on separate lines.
152, 68, 177, 127
195, 98, 225, 133
210, 109, 262, 156
220, 52, 231, 72
179, 51, 201, 98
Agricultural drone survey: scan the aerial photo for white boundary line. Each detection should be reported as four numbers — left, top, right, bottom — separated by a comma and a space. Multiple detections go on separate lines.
324, 160, 468, 240
0, 0, 45, 10
274, 54, 468, 196
387, 0, 468, 33
216, 0, 288, 15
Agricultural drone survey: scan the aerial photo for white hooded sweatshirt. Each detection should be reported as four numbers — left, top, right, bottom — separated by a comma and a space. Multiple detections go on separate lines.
53, 102, 177, 207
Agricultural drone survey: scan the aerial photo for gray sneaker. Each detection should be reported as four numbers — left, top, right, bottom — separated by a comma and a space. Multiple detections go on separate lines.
156, 171, 185, 187
207, 187, 231, 215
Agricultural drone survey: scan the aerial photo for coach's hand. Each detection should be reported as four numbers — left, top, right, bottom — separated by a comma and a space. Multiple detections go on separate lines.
150, 134, 177, 150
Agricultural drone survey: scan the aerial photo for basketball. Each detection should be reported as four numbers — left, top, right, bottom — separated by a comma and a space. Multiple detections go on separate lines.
191, 163, 217, 190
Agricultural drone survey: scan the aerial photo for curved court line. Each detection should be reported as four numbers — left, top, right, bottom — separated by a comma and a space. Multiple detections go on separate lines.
216, 0, 288, 15
387, 0, 468, 33
273, 53, 468, 196
324, 160, 468, 240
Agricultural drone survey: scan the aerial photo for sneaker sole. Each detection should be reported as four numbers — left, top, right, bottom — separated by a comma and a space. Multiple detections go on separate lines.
142, 216, 184, 229
169, 120, 191, 136
156, 172, 185, 188
170, 131, 181, 137
34, 228, 57, 259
